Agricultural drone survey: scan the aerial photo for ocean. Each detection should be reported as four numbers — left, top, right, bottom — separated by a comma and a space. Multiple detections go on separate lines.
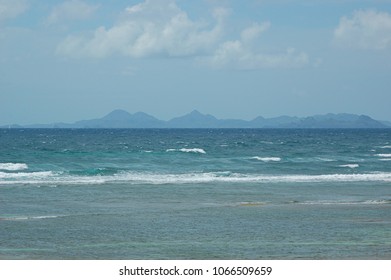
0, 128, 390, 259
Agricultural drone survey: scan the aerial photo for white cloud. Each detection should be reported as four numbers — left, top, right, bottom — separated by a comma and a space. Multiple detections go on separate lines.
334, 9, 391, 50
47, 0, 99, 24
57, 0, 226, 58
56, 0, 309, 69
206, 23, 309, 69
0, 0, 27, 21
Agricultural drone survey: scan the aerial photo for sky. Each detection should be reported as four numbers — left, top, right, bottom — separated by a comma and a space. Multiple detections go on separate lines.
1, 0, 391, 125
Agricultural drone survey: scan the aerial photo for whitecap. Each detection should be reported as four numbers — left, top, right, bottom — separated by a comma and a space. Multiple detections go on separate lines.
0, 163, 28, 171
252, 157, 281, 162
299, 200, 391, 205
376, 154, 391, 157
0, 215, 60, 221
380, 145, 391, 149
339, 164, 359, 169
180, 148, 206, 154
166, 148, 206, 154
0, 171, 54, 179
316, 157, 335, 162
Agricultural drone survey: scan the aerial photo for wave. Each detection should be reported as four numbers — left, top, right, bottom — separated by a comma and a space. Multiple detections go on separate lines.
166, 148, 206, 154
339, 164, 359, 169
296, 200, 391, 206
0, 171, 55, 179
0, 163, 28, 171
376, 154, 391, 157
2, 171, 391, 185
0, 215, 60, 221
380, 145, 391, 149
252, 157, 281, 162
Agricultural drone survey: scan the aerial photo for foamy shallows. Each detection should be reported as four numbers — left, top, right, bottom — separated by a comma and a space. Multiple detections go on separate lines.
339, 164, 359, 169
252, 157, 281, 162
166, 148, 206, 154
0, 163, 28, 171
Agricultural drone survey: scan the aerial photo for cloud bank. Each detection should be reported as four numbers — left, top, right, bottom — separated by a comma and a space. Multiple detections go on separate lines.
57, 0, 225, 58
334, 9, 391, 50
56, 0, 309, 69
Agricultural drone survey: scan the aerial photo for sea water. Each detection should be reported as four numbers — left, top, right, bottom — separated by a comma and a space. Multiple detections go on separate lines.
0, 129, 390, 259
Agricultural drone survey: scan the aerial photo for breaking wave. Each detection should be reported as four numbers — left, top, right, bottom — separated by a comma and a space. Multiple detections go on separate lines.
0, 215, 60, 221
252, 157, 281, 162
296, 200, 391, 205
2, 170, 391, 186
0, 163, 28, 171
376, 154, 391, 157
166, 148, 206, 154
339, 164, 359, 169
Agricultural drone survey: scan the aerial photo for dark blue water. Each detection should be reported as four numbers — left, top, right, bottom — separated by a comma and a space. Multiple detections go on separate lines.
1, 129, 390, 259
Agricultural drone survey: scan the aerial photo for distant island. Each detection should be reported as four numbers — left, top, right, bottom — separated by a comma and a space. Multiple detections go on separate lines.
2, 110, 391, 129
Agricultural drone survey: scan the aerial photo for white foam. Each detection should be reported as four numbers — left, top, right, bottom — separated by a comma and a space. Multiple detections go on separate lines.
1, 215, 59, 221
0, 171, 54, 179
2, 171, 391, 186
252, 157, 281, 162
339, 164, 359, 169
316, 157, 335, 162
299, 200, 391, 205
167, 148, 206, 154
117, 172, 391, 184
376, 154, 391, 157
380, 145, 391, 149
0, 163, 28, 171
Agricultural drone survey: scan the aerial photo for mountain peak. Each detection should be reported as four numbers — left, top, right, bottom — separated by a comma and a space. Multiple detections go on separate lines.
103, 109, 132, 121
189, 109, 202, 116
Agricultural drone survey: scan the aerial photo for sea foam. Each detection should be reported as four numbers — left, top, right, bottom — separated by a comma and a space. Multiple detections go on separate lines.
0, 163, 28, 171
166, 148, 206, 154
252, 157, 281, 162
2, 171, 391, 186
339, 164, 359, 169
298, 200, 391, 205
376, 154, 391, 157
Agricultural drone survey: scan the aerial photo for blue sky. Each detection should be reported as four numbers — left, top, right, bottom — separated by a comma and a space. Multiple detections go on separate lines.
1, 0, 391, 125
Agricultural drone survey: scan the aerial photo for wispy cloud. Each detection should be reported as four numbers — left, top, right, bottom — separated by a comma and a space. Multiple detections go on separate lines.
205, 22, 309, 69
334, 9, 391, 50
47, 0, 99, 25
0, 0, 27, 21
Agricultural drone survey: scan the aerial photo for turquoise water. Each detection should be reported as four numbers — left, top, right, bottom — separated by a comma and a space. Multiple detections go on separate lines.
1, 129, 390, 259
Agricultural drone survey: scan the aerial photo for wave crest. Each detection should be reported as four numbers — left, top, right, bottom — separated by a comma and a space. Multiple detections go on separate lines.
166, 148, 206, 154
0, 163, 28, 171
252, 157, 281, 162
